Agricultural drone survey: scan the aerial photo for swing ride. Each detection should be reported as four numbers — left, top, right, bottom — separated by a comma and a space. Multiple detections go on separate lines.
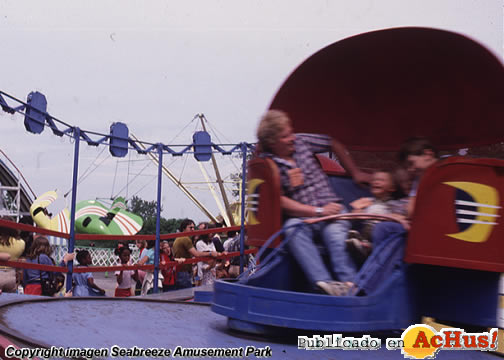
26, 114, 243, 237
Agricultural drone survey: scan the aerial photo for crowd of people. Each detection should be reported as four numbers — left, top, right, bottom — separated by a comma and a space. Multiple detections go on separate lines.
114, 223, 249, 296
0, 213, 247, 297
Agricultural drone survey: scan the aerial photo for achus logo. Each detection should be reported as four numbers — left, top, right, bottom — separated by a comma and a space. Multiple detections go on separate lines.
247, 178, 264, 225
444, 181, 501, 243
386, 324, 499, 359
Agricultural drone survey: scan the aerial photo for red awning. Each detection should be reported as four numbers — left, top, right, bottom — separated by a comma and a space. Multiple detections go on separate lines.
270, 27, 504, 152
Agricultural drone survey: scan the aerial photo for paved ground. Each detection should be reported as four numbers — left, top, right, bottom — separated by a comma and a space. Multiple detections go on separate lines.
0, 293, 498, 360
92, 271, 207, 300
92, 271, 124, 297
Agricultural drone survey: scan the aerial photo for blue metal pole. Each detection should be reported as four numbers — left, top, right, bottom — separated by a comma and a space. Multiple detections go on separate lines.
239, 143, 247, 274
153, 143, 163, 293
66, 127, 80, 292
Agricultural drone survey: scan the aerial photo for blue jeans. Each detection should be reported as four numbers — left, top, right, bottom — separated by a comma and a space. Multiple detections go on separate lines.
355, 221, 407, 295
284, 216, 356, 286
175, 271, 192, 290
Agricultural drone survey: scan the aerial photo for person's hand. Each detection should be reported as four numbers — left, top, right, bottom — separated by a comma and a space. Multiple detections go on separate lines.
322, 202, 343, 216
64, 290, 72, 297
175, 258, 185, 264
350, 197, 374, 211
63, 253, 75, 264
388, 214, 411, 230
0, 253, 11, 262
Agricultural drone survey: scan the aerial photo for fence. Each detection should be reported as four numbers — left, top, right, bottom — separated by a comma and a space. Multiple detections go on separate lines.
49, 236, 141, 266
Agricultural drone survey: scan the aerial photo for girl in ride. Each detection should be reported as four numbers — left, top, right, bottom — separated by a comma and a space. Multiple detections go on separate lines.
347, 170, 409, 260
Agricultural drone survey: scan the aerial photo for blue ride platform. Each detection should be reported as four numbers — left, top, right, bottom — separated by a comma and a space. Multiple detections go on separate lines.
212, 268, 417, 334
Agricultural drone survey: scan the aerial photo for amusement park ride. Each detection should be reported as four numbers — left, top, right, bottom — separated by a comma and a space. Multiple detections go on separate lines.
213, 25, 504, 342
0, 26, 502, 359
29, 191, 144, 236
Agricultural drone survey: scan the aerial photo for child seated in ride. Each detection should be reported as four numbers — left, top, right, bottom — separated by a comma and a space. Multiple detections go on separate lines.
73, 250, 106, 296
347, 170, 409, 261
115, 246, 138, 297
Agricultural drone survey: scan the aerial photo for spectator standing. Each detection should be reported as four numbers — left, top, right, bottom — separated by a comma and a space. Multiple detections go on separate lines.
134, 239, 147, 296
23, 236, 73, 295
138, 240, 164, 295
160, 241, 183, 292
209, 223, 225, 253
223, 231, 238, 252
73, 250, 106, 296
195, 230, 217, 286
173, 219, 220, 289
226, 233, 254, 278
115, 246, 138, 297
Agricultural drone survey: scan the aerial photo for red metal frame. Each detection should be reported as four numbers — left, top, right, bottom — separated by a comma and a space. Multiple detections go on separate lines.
406, 156, 504, 272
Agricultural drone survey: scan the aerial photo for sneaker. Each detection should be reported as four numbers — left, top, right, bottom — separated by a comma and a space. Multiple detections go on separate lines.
346, 238, 372, 258
316, 281, 351, 296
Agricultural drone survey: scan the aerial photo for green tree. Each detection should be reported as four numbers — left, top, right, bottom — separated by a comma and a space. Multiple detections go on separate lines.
128, 196, 182, 235
129, 196, 158, 220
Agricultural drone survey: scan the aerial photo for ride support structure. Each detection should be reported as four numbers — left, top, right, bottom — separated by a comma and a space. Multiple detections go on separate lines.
0, 89, 255, 293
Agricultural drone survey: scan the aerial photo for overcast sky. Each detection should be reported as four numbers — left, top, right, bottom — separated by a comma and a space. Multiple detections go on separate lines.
0, 0, 502, 222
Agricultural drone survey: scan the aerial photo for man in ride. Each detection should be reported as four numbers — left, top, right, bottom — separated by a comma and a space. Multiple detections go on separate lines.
398, 136, 439, 217
256, 110, 370, 295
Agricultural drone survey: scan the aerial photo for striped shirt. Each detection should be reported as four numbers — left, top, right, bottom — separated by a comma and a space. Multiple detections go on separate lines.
261, 133, 341, 213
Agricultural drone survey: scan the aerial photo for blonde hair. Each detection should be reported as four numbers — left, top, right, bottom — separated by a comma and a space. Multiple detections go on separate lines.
256, 110, 291, 153
135, 239, 147, 249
